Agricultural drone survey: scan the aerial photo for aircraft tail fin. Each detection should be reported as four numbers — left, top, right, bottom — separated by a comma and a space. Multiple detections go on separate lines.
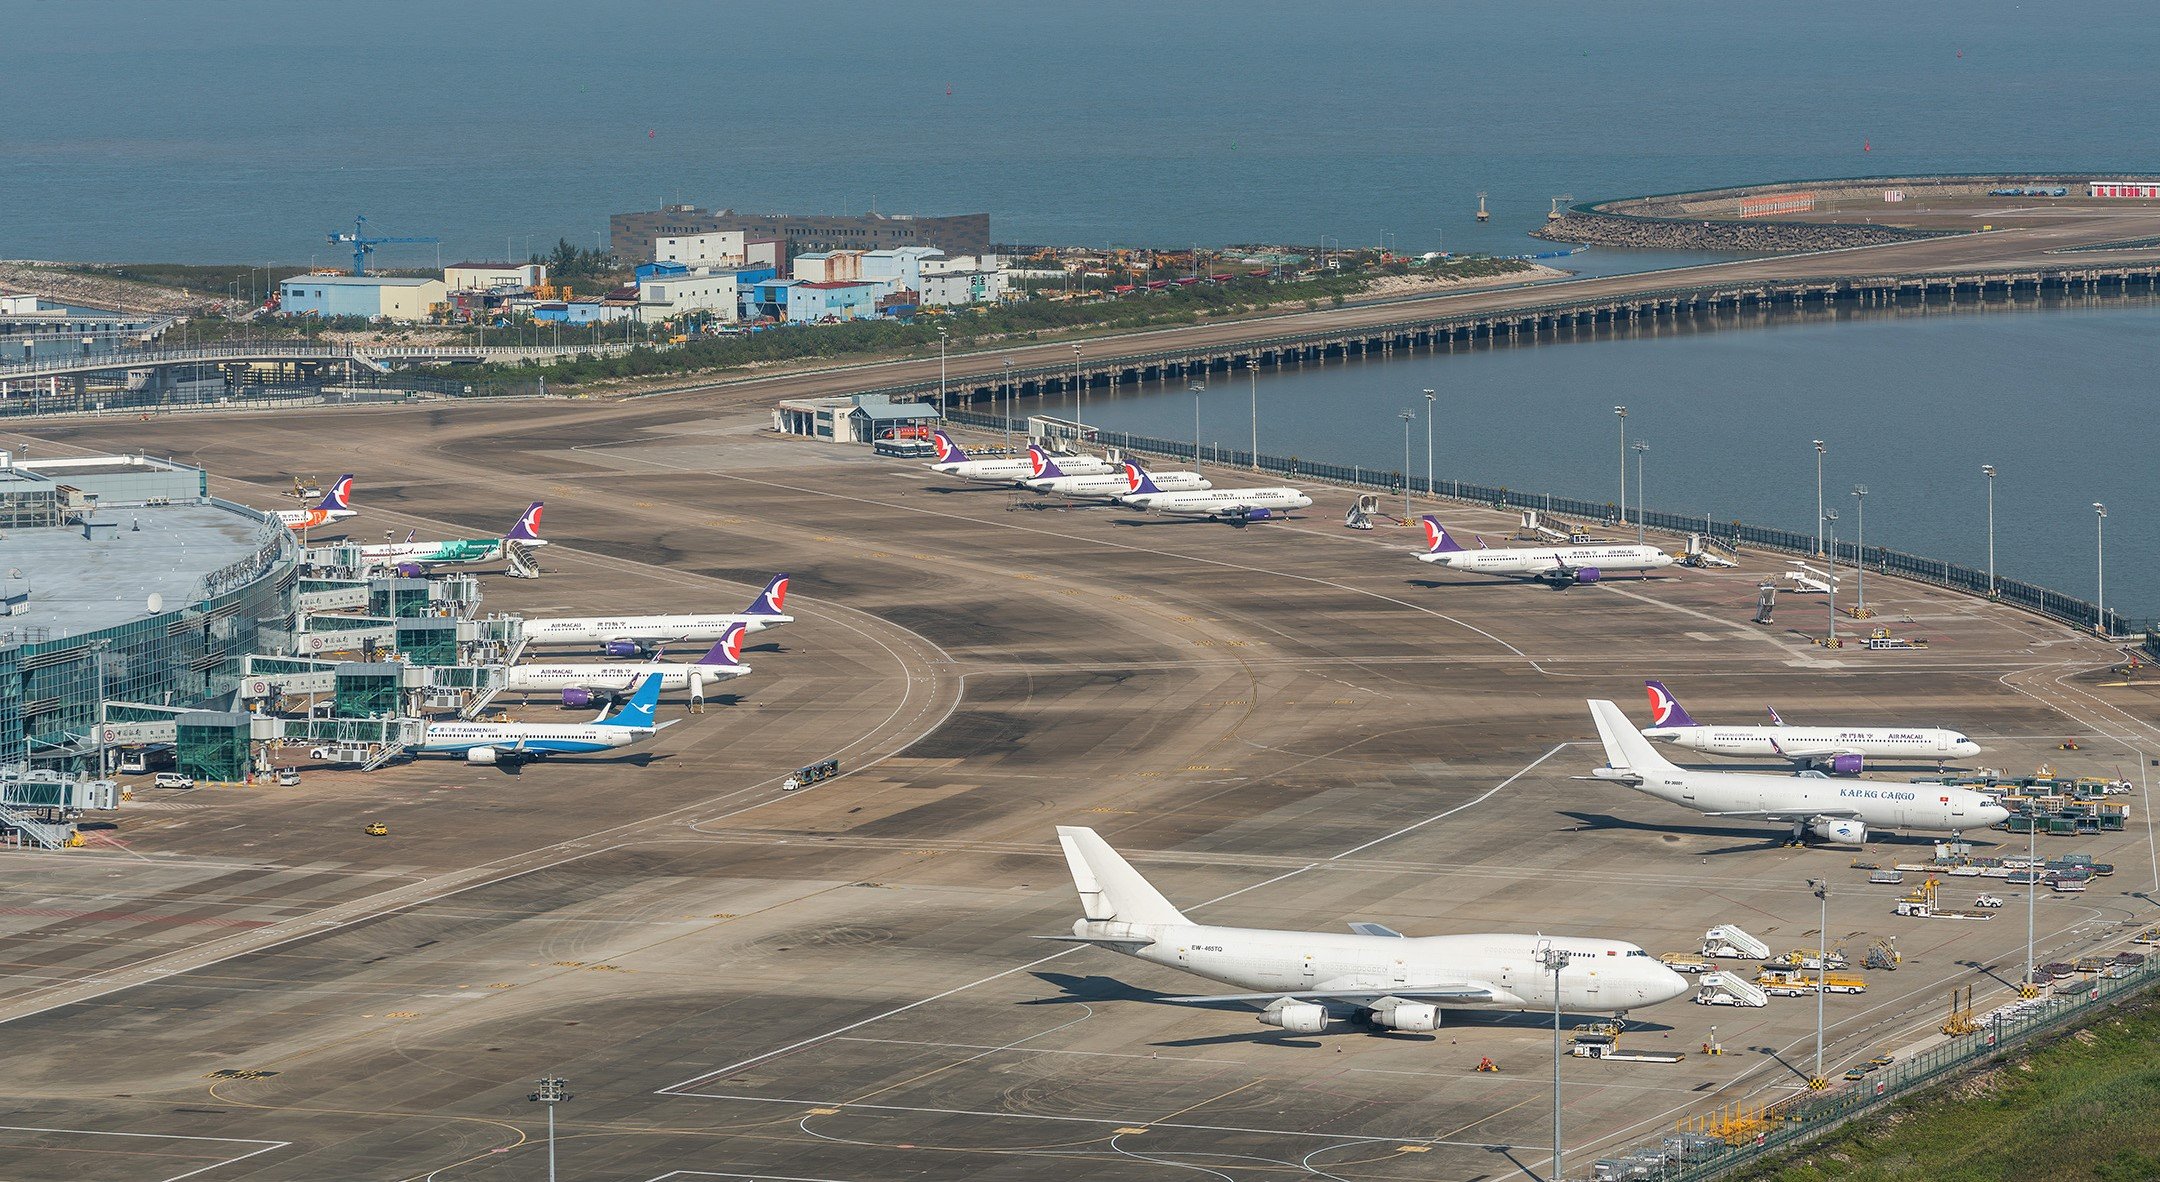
318, 475, 355, 511
745, 574, 789, 617
1644, 680, 1701, 728
1124, 463, 1163, 496
598, 673, 663, 728
1589, 698, 1678, 774
933, 430, 968, 463
1767, 706, 1786, 727
1054, 826, 1189, 926
1026, 443, 1060, 478
1420, 516, 1468, 554
504, 502, 544, 543
697, 621, 747, 666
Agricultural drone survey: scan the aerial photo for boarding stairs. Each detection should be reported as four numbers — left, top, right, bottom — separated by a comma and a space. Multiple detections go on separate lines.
0, 802, 73, 850
462, 683, 504, 720
1783, 560, 1839, 594
1519, 510, 1579, 544
1701, 924, 1772, 960
359, 737, 408, 772
504, 543, 542, 580
1694, 972, 1770, 1007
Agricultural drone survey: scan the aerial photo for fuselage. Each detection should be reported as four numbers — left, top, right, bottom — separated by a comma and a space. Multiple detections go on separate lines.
1121, 487, 1313, 514
360, 537, 517, 567
1645, 725, 1981, 761
1600, 765, 2006, 832
275, 507, 359, 531
522, 613, 790, 645
1421, 543, 1674, 574
933, 454, 1117, 485
504, 660, 750, 693
415, 720, 650, 756
1083, 920, 1688, 1012
1027, 470, 1209, 497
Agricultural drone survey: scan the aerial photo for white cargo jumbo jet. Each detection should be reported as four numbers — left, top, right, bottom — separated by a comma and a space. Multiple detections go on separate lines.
928, 431, 1114, 484
1041, 826, 1689, 1034
520, 574, 793, 656
1415, 516, 1673, 586
1640, 680, 1981, 774
1585, 699, 2007, 846
1021, 446, 1209, 498
504, 623, 751, 706
1118, 464, 1312, 523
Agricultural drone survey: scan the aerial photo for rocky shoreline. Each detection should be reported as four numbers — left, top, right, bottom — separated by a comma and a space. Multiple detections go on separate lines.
1532, 212, 1936, 253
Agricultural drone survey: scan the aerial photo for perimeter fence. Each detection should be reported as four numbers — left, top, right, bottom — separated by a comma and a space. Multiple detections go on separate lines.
943, 409, 2147, 638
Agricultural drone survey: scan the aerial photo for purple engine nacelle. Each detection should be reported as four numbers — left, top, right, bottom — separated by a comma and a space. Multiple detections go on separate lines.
395, 562, 427, 579
1572, 567, 1601, 584
601, 640, 643, 659
1243, 508, 1274, 522
561, 688, 597, 709
1826, 753, 1866, 776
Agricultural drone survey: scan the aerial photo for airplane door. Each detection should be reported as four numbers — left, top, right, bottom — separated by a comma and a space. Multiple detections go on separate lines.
1391, 958, 1409, 988
1301, 956, 1317, 988
1586, 970, 1601, 1002
1176, 943, 1190, 968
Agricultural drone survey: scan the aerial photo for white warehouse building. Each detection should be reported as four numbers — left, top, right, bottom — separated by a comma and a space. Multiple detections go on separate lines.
638, 270, 741, 322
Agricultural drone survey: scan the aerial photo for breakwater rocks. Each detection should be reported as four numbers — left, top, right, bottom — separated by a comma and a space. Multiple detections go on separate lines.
1533, 212, 1933, 252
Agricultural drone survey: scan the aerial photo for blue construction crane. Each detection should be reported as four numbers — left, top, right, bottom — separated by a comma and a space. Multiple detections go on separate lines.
328, 214, 440, 276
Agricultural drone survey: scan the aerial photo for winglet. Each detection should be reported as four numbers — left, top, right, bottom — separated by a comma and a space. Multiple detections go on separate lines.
599, 673, 663, 728
745, 574, 789, 617
1420, 516, 1468, 554
1645, 681, 1700, 728
1054, 826, 1188, 925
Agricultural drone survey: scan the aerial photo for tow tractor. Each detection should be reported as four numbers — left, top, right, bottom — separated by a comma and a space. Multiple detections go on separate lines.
1569, 1021, 1686, 1063
1893, 878, 1996, 920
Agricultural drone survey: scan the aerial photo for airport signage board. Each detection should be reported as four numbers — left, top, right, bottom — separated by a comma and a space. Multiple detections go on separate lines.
96, 722, 176, 745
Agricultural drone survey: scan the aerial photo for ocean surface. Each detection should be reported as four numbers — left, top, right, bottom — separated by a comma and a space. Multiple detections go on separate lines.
5, 0, 2154, 612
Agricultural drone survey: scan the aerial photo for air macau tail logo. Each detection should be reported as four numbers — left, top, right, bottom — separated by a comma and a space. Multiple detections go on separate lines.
1646, 683, 1679, 727
1422, 517, 1443, 551
934, 431, 959, 462
764, 576, 788, 612
722, 624, 745, 663
330, 476, 353, 507
521, 504, 543, 534
1028, 447, 1047, 477
1124, 463, 1143, 493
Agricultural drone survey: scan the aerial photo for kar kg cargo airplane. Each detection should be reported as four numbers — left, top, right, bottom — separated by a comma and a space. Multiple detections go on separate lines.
272, 475, 358, 532
1641, 680, 1981, 774
1586, 699, 2007, 845
415, 673, 672, 766
1042, 826, 1688, 1034
1416, 516, 1673, 586
357, 502, 546, 573
519, 574, 793, 655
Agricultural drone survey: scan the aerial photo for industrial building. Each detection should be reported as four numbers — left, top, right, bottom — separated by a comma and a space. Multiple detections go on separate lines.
278, 275, 448, 321
772, 393, 939, 442
652, 231, 783, 270
612, 204, 990, 263
443, 262, 546, 292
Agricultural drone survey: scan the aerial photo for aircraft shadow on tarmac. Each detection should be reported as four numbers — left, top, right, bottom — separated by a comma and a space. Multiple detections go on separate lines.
1405, 575, 1668, 591
1557, 809, 1986, 853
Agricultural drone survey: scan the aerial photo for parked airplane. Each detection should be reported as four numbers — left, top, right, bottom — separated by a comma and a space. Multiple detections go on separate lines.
1118, 464, 1312, 522
1041, 826, 1689, 1034
504, 622, 751, 705
273, 475, 358, 532
415, 672, 673, 766
357, 502, 545, 572
928, 431, 1115, 484
1641, 680, 1981, 774
1416, 516, 1673, 585
520, 575, 793, 654
1022, 449, 1208, 498
1585, 699, 2007, 845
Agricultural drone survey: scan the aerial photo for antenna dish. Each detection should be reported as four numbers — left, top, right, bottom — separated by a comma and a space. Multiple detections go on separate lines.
147, 593, 165, 614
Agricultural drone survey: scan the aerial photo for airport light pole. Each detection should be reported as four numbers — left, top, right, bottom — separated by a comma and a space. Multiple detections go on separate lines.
1614, 406, 1627, 528
1852, 485, 1868, 617
2093, 502, 2108, 636
1631, 441, 1649, 545
1422, 388, 1435, 505
1190, 383, 1206, 465
1809, 879, 1829, 1089
1813, 440, 1827, 555
1982, 465, 1998, 597
936, 324, 949, 409
1002, 357, 1014, 448
529, 1075, 571, 1182
2023, 815, 2039, 997
1535, 941, 1566, 1181
1071, 344, 1084, 443
1400, 409, 1416, 522
1823, 509, 1840, 647
1250, 365, 1260, 470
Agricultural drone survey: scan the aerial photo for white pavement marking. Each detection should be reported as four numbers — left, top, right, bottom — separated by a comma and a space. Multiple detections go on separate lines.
0, 1124, 290, 1182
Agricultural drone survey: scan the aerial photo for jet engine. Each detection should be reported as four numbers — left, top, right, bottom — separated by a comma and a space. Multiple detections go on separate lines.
1572, 567, 1601, 584
562, 688, 596, 709
1244, 508, 1274, 521
1368, 997, 1440, 1032
1809, 818, 1867, 844
395, 562, 427, 579
601, 640, 644, 659
1822, 753, 1865, 776
1259, 999, 1327, 1034
465, 747, 499, 765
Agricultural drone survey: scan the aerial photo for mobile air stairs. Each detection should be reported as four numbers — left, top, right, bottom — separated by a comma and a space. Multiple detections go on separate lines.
1700, 924, 1772, 960
1694, 972, 1770, 1008
0, 802, 74, 850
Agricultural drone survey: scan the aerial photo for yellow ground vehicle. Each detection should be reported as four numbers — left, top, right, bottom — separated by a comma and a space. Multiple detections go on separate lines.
364, 822, 389, 837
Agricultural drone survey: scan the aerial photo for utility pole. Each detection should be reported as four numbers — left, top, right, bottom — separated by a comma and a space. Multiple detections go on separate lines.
1852, 485, 1868, 617
1535, 942, 1566, 1181
1632, 441, 1649, 545
1614, 406, 1627, 528
1399, 409, 1416, 522
1002, 357, 1014, 448
1422, 388, 1435, 505
936, 324, 949, 409
2094, 502, 2108, 635
1190, 383, 1206, 465
1813, 439, 1827, 555
1070, 343, 1083, 443
1250, 364, 1260, 470
528, 1075, 572, 1182
1982, 464, 1997, 597
1809, 880, 1829, 1089
2023, 816, 2039, 997
1823, 509, 1839, 647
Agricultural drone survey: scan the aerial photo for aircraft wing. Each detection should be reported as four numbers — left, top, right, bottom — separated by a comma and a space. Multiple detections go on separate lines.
1699, 807, 1862, 820
1348, 922, 1406, 938
1166, 984, 1511, 1005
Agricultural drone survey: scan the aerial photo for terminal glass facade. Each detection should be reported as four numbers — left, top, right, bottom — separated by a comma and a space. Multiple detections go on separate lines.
333, 664, 402, 718
176, 712, 250, 783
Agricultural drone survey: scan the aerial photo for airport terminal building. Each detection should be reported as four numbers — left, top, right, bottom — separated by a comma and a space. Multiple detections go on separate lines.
0, 453, 302, 772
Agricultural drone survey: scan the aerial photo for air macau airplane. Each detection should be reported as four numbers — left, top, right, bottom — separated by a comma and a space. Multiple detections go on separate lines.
1415, 516, 1673, 586
272, 475, 358, 532
357, 502, 545, 572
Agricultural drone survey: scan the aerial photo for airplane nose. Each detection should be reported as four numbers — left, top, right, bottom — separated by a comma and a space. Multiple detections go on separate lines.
1983, 804, 2011, 826
1658, 967, 1691, 1003
1958, 742, 1983, 757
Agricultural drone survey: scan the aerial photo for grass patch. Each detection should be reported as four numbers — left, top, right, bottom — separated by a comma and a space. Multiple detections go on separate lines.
1741, 992, 2160, 1182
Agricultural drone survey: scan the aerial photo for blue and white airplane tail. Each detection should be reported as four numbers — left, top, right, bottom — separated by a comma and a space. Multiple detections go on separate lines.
1420, 516, 1469, 554
745, 574, 789, 617
1644, 680, 1702, 728
597, 673, 664, 728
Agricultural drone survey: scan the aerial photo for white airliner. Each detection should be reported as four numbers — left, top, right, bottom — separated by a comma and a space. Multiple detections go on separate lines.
1118, 464, 1312, 522
1416, 516, 1674, 585
272, 475, 358, 532
521, 574, 793, 655
1021, 447, 1209, 498
504, 623, 750, 705
358, 502, 546, 571
1586, 699, 2008, 845
1041, 826, 1689, 1034
1641, 680, 1981, 774
415, 673, 673, 766
929, 431, 1113, 484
